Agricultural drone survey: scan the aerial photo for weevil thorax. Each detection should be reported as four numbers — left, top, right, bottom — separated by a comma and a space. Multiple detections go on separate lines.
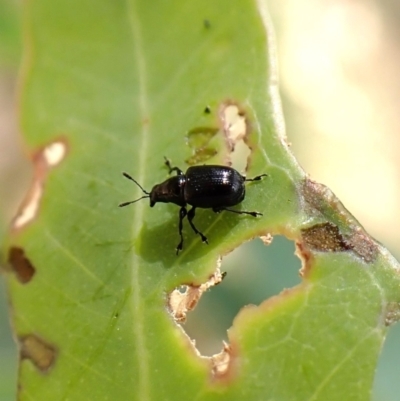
149, 175, 186, 207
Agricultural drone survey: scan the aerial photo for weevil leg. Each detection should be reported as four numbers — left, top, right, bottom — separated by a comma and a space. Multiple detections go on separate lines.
176, 206, 188, 254
164, 157, 184, 176
244, 173, 268, 182
187, 207, 208, 244
213, 207, 262, 218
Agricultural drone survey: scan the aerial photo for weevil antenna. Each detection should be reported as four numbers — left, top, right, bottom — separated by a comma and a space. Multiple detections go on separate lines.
119, 172, 151, 207
121, 172, 150, 195
119, 196, 150, 207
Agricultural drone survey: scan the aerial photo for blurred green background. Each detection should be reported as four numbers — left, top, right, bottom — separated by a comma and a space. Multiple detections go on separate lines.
1, 0, 399, 400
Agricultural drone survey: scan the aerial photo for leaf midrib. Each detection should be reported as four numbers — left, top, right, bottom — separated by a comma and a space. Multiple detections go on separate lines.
128, 1, 150, 399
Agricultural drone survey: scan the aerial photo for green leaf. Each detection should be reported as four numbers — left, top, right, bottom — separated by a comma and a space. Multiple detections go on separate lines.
3, 1, 400, 400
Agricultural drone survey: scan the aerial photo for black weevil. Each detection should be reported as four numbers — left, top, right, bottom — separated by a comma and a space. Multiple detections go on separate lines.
119, 158, 267, 254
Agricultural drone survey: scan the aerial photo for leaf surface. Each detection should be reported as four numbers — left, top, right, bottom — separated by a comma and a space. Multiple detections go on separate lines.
3, 1, 400, 400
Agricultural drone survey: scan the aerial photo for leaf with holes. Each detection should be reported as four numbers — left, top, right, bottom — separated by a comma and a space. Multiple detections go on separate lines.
2, 0, 400, 400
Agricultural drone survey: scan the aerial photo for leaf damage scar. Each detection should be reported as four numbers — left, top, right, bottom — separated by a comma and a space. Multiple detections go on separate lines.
7, 246, 36, 283
12, 139, 68, 230
300, 179, 379, 262
219, 101, 252, 172
167, 269, 237, 381
167, 269, 226, 323
19, 334, 57, 373
185, 101, 253, 168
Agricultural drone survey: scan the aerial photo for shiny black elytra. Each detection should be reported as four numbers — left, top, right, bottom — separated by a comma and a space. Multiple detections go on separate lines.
119, 158, 267, 254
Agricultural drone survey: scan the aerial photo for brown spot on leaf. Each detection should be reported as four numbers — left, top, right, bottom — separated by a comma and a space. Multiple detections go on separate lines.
19, 334, 57, 372
168, 269, 226, 323
301, 222, 350, 252
12, 137, 68, 231
7, 247, 35, 283
300, 178, 378, 262
301, 179, 353, 223
383, 302, 400, 326
345, 228, 378, 264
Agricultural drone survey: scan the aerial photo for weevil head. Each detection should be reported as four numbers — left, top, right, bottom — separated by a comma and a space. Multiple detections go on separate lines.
150, 175, 186, 207
149, 189, 160, 207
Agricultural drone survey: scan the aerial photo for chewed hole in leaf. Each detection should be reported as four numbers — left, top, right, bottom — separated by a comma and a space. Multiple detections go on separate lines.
12, 137, 68, 230
168, 270, 226, 323
219, 101, 251, 173
180, 236, 301, 356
